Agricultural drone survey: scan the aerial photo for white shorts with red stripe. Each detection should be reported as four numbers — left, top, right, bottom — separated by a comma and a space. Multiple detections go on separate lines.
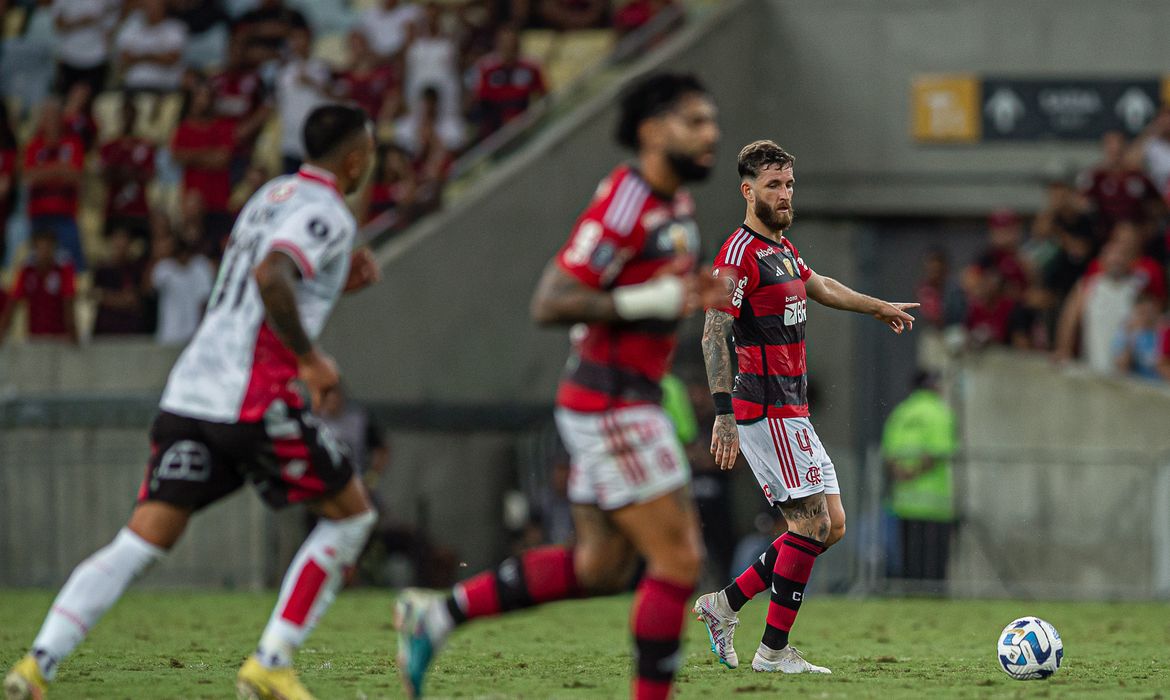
554, 405, 691, 511
738, 416, 839, 504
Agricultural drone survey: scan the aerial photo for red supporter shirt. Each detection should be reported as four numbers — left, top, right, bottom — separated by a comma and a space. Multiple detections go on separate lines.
555, 165, 700, 412
209, 68, 267, 152
1079, 168, 1161, 233
23, 134, 85, 218
11, 259, 75, 336
99, 137, 155, 220
474, 56, 545, 130
172, 118, 235, 213
335, 65, 397, 122
965, 296, 1015, 345
1083, 256, 1167, 302
711, 225, 813, 422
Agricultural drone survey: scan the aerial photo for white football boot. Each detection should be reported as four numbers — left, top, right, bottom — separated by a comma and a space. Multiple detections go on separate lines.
751, 644, 831, 674
692, 591, 739, 669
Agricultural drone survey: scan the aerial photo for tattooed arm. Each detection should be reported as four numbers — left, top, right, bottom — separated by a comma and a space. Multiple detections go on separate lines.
702, 308, 740, 470
530, 259, 620, 325
254, 250, 338, 409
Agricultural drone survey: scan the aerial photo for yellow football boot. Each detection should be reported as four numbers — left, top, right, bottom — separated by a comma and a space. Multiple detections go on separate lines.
236, 655, 315, 700
4, 655, 47, 700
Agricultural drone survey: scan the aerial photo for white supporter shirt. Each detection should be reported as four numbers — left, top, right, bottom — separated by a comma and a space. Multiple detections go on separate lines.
115, 13, 188, 91
52, 0, 119, 69
404, 34, 461, 118
159, 167, 356, 423
1082, 273, 1142, 374
277, 57, 331, 157
358, 3, 424, 59
152, 255, 215, 346
1144, 137, 1170, 195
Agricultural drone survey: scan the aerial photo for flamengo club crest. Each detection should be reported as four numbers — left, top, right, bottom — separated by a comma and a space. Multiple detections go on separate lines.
805, 465, 822, 486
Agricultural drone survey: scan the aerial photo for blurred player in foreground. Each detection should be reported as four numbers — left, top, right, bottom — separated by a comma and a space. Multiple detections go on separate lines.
5, 104, 381, 700
394, 72, 725, 699
693, 140, 917, 674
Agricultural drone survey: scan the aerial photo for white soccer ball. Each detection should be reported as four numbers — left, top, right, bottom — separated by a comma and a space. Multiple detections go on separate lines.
996, 617, 1063, 680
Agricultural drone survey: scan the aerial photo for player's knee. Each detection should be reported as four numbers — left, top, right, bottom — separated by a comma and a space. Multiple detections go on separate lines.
573, 545, 632, 594
647, 534, 703, 585
318, 509, 376, 564
789, 511, 831, 545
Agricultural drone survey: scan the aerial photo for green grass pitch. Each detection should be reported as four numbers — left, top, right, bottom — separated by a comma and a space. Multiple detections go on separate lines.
2, 590, 1168, 698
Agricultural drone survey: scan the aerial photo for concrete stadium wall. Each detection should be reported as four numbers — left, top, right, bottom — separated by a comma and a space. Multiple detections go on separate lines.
952, 351, 1170, 599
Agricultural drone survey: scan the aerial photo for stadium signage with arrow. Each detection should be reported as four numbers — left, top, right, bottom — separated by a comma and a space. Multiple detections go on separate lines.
912, 75, 1170, 142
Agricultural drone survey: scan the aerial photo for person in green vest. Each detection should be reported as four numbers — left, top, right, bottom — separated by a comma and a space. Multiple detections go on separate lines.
881, 370, 957, 581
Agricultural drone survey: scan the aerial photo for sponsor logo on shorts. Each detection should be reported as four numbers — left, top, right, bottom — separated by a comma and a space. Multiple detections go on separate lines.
155, 440, 211, 482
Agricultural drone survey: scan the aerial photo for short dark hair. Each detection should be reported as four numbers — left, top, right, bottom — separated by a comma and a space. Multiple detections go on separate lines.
303, 104, 370, 161
616, 72, 708, 150
737, 140, 794, 180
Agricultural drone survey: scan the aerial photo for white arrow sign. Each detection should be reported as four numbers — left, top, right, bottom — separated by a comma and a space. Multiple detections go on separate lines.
985, 88, 1025, 133
1116, 87, 1155, 132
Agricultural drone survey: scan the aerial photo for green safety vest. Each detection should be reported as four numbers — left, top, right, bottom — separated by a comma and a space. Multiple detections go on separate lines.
880, 389, 957, 522
660, 374, 699, 444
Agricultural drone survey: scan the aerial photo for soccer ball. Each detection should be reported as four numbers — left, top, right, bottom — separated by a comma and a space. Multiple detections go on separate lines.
996, 617, 1063, 680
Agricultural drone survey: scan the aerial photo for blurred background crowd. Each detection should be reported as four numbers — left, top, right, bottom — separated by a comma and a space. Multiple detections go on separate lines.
0, 0, 683, 346
915, 122, 1170, 382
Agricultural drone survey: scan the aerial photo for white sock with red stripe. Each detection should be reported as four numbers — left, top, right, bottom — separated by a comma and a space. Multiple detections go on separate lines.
256, 510, 375, 668
30, 528, 166, 680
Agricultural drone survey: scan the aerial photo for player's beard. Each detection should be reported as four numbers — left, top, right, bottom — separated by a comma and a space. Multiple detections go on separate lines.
667, 150, 714, 183
755, 197, 794, 233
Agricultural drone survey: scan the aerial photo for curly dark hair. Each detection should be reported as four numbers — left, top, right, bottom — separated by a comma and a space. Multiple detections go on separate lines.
737, 140, 794, 179
615, 72, 708, 150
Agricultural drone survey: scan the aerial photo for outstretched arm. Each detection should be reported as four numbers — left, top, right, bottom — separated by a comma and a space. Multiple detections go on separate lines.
702, 308, 739, 470
805, 272, 918, 334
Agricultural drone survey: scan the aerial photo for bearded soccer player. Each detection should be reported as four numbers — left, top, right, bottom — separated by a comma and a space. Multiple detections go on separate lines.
692, 140, 917, 674
394, 73, 725, 699
5, 104, 382, 700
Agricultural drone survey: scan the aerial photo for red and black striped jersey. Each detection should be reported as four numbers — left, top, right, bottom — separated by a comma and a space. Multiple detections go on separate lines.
555, 165, 700, 412
711, 225, 813, 422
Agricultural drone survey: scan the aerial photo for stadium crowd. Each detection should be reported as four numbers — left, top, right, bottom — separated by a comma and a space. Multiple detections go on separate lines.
0, 0, 681, 345
918, 118, 1170, 382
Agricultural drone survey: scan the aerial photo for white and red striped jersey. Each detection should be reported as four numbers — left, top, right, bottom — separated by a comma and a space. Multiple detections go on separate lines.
159, 166, 356, 423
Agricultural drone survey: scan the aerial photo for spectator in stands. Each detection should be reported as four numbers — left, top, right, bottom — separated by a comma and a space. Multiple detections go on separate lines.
99, 99, 154, 245
1044, 226, 1096, 303
1113, 293, 1167, 381
0, 228, 77, 344
614, 0, 680, 37
23, 97, 86, 271
916, 247, 965, 330
232, 0, 308, 67
276, 26, 331, 174
470, 24, 546, 142
0, 101, 18, 264
1055, 238, 1144, 373
335, 31, 400, 125
208, 32, 272, 186
90, 225, 147, 336
1083, 220, 1166, 303
61, 80, 97, 150
977, 208, 1028, 299
114, 0, 189, 94
1078, 130, 1163, 241
404, 2, 463, 123
397, 85, 464, 174
171, 80, 236, 257
146, 233, 213, 346
881, 370, 957, 583
364, 143, 419, 224
962, 265, 1015, 347
167, 0, 230, 70
357, 0, 424, 63
515, 0, 607, 29
1007, 282, 1056, 351
1136, 107, 1170, 196
50, 0, 118, 96
1030, 177, 1093, 273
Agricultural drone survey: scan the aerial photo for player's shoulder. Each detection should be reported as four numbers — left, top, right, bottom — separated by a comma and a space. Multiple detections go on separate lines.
583, 164, 653, 237
715, 226, 759, 265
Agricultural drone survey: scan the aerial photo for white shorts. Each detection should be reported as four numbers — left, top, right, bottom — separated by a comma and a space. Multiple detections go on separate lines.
555, 405, 691, 511
738, 416, 840, 504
